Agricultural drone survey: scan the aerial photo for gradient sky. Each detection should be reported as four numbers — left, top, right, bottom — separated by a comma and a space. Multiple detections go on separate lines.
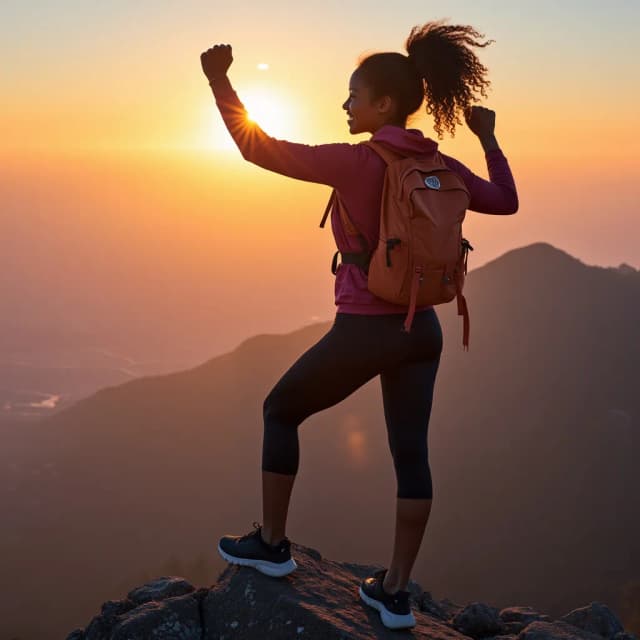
2, 0, 640, 355
3, 0, 639, 160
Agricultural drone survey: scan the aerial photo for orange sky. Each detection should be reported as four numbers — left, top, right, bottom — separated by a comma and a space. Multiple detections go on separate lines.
3, 2, 639, 163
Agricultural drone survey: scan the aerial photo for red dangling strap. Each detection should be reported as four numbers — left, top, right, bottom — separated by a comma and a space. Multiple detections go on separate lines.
456, 289, 470, 351
403, 267, 423, 333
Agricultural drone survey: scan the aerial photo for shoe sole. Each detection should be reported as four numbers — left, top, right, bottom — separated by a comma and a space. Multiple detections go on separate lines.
217, 543, 298, 577
359, 586, 416, 630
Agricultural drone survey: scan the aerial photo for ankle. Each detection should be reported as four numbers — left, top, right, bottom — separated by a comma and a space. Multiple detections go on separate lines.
260, 528, 284, 547
382, 582, 401, 596
383, 572, 407, 595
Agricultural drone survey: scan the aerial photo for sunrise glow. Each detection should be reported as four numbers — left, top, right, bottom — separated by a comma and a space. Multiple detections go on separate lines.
208, 85, 300, 152
242, 88, 296, 138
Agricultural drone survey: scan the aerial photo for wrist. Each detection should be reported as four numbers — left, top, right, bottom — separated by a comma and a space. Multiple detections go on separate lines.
479, 133, 499, 153
208, 73, 228, 86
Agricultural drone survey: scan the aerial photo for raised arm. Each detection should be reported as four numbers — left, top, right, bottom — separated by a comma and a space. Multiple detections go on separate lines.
439, 106, 519, 215
440, 147, 519, 214
200, 44, 364, 189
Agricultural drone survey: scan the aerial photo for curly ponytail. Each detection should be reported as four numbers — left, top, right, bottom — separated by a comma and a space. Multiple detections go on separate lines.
356, 19, 494, 138
406, 19, 494, 138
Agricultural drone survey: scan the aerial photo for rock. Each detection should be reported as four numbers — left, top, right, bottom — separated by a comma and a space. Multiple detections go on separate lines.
439, 597, 467, 619
110, 592, 202, 640
127, 576, 195, 606
560, 602, 625, 639
452, 602, 505, 638
202, 543, 465, 639
501, 606, 551, 624
518, 620, 608, 640
65, 545, 638, 640
418, 591, 449, 621
499, 606, 552, 633
100, 599, 136, 619
78, 597, 137, 640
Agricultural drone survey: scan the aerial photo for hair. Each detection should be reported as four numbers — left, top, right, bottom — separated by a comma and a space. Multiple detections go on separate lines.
356, 19, 495, 138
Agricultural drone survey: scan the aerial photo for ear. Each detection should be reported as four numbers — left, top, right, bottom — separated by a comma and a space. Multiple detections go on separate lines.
375, 95, 395, 116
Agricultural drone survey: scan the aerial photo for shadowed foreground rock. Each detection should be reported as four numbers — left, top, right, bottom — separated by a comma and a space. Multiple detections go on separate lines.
66, 544, 638, 640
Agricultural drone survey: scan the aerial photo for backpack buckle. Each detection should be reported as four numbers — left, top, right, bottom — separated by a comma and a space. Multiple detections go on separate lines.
332, 250, 371, 275
461, 238, 474, 274
331, 250, 340, 275
385, 238, 401, 267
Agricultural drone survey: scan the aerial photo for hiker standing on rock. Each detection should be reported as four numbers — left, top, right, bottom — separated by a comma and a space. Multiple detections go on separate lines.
201, 19, 518, 631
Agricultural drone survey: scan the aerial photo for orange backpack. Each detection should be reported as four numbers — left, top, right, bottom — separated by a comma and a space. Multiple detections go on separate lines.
319, 140, 474, 350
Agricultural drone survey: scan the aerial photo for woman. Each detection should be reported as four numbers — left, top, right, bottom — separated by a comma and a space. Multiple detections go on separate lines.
201, 19, 518, 631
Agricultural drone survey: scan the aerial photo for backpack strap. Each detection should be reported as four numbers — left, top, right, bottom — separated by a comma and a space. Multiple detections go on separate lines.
319, 188, 371, 274
458, 239, 474, 350
361, 140, 405, 165
319, 140, 402, 230
320, 188, 362, 237
456, 286, 470, 351
319, 190, 335, 228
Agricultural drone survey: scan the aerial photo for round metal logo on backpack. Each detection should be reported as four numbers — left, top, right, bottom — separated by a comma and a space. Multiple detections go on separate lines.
424, 176, 441, 189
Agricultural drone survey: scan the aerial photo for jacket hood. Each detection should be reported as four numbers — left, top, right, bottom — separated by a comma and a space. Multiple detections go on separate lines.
370, 124, 438, 156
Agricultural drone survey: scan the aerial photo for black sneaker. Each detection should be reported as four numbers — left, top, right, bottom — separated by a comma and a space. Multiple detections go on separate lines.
217, 521, 298, 577
359, 568, 416, 630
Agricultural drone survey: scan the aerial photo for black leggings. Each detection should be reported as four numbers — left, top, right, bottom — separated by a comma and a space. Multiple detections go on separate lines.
262, 308, 443, 499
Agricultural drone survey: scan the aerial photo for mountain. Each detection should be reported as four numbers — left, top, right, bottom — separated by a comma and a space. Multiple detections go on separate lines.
2, 242, 639, 640
65, 544, 638, 640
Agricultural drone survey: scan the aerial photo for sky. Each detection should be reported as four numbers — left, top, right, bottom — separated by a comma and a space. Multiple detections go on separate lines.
2, 0, 640, 356
1, 1, 638, 159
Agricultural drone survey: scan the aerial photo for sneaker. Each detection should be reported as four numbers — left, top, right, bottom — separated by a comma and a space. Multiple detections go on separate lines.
217, 521, 298, 578
359, 568, 416, 630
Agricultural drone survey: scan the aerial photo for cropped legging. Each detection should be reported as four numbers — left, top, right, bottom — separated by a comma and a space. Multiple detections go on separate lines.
262, 308, 443, 499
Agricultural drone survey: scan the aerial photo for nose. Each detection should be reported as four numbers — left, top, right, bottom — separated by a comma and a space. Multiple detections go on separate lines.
342, 98, 349, 111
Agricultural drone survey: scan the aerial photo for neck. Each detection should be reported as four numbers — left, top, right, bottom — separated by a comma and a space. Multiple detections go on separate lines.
373, 121, 406, 133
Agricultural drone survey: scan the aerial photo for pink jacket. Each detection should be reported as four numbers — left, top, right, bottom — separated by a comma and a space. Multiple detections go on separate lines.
210, 75, 519, 314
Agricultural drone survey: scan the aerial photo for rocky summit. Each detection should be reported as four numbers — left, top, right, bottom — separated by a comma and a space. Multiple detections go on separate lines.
65, 543, 638, 640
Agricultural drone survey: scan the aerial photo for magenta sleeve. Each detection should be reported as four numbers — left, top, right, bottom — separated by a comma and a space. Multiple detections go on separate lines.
440, 148, 519, 215
209, 75, 366, 189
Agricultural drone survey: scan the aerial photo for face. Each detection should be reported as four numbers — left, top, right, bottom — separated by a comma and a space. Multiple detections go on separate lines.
342, 70, 395, 135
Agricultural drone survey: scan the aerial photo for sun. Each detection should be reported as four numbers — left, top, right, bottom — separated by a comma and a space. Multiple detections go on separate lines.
241, 88, 295, 138
207, 85, 299, 151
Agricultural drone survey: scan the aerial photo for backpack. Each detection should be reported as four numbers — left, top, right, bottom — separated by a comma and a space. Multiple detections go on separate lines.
319, 139, 474, 351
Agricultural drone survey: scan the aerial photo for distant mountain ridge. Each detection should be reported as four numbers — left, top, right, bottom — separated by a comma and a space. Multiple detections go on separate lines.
2, 242, 639, 640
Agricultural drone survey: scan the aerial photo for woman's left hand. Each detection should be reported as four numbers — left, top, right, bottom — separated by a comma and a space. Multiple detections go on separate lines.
201, 44, 233, 81
463, 105, 495, 139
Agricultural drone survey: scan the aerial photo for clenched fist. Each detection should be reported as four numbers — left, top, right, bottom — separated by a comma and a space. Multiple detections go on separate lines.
201, 44, 233, 82
463, 105, 495, 138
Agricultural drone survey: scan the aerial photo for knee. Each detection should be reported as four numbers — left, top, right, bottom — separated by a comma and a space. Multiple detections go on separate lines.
263, 389, 295, 428
263, 392, 279, 429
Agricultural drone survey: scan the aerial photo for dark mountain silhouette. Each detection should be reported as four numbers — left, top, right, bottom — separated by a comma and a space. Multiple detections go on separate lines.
2, 242, 639, 640
65, 545, 638, 640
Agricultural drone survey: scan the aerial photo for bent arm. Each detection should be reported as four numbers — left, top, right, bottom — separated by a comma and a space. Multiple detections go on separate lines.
209, 74, 363, 189
440, 144, 519, 215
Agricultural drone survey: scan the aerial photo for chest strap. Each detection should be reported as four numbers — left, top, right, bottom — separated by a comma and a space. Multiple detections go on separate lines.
331, 250, 372, 275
